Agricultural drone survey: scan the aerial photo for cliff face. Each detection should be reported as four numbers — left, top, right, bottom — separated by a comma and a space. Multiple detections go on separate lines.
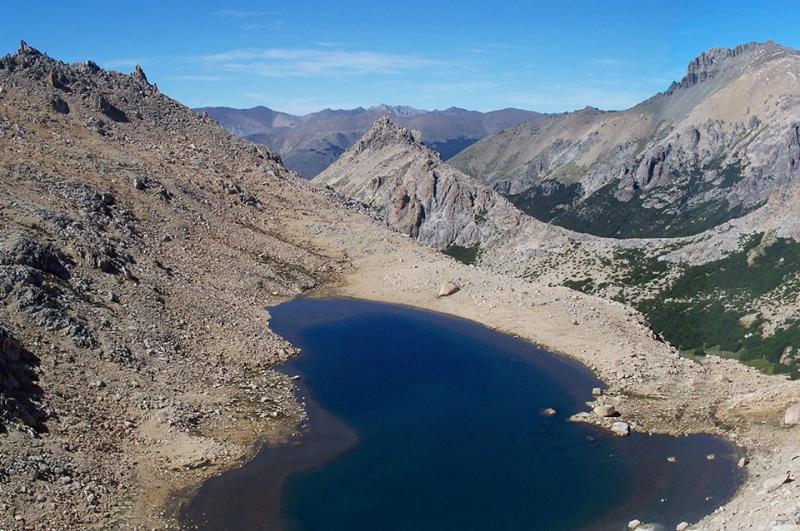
451, 42, 800, 238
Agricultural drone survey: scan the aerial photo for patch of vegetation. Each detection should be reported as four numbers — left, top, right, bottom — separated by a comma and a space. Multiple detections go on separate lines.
613, 248, 670, 286
442, 244, 481, 265
511, 159, 754, 238
562, 277, 596, 294
509, 181, 583, 222
551, 179, 757, 239
635, 234, 800, 378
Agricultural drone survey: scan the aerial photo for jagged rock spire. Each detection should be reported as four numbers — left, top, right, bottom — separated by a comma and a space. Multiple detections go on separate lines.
132, 65, 148, 84
17, 40, 41, 56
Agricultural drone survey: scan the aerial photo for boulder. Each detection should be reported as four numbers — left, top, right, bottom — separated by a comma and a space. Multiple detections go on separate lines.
49, 94, 69, 115
763, 472, 790, 493
591, 387, 603, 397
611, 421, 630, 437
437, 281, 459, 297
541, 408, 557, 417
676, 523, 689, 531
593, 404, 616, 417
785, 403, 800, 425
628, 519, 641, 529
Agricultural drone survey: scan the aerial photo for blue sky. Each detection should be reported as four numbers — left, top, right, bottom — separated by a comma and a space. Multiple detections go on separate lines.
3, 1, 800, 114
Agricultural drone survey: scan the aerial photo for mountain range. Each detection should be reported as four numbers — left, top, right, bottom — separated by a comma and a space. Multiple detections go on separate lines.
4, 38, 800, 531
450, 41, 800, 239
195, 104, 543, 178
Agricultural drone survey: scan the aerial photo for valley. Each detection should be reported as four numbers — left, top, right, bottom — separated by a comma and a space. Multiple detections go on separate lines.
1, 32, 800, 531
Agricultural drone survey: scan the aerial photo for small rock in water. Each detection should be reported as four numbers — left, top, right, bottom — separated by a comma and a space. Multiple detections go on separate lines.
676, 522, 689, 531
737, 457, 747, 468
593, 404, 616, 417
437, 281, 460, 297
706, 453, 716, 461
611, 421, 630, 437
541, 407, 557, 417
667, 456, 676, 463
591, 387, 603, 397
784, 403, 800, 425
627, 519, 642, 529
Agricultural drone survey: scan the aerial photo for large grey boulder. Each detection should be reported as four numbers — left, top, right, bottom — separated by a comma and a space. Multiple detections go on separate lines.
593, 404, 616, 417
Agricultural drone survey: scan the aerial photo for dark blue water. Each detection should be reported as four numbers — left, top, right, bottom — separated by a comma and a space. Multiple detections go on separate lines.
181, 298, 743, 531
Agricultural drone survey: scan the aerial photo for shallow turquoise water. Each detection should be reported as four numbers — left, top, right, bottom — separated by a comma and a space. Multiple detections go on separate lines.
181, 298, 743, 530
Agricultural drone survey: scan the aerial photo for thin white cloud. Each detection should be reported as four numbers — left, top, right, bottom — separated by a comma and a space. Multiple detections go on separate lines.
193, 48, 443, 78
242, 21, 286, 31
424, 80, 497, 92
214, 9, 271, 18
103, 58, 147, 70
590, 58, 628, 66
167, 74, 233, 81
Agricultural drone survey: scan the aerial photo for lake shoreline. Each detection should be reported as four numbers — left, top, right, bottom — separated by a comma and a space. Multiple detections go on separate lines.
163, 227, 800, 530
311, 241, 800, 530
180, 298, 744, 530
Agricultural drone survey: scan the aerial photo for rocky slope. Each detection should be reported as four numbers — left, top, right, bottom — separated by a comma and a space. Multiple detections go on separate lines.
0, 41, 403, 529
313, 116, 572, 252
196, 104, 543, 178
451, 41, 800, 238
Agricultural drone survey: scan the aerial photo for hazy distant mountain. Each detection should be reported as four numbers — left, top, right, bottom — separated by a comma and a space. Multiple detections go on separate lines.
195, 104, 544, 178
450, 41, 800, 238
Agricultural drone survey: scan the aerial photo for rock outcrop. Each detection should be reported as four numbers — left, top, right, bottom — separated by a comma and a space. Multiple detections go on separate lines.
314, 116, 566, 251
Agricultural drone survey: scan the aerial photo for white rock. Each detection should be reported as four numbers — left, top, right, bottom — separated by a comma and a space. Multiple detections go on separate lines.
612, 421, 630, 437
785, 403, 800, 425
594, 404, 616, 417
763, 472, 790, 492
437, 281, 459, 297
676, 522, 689, 531
628, 519, 641, 529
541, 408, 557, 417
591, 387, 603, 396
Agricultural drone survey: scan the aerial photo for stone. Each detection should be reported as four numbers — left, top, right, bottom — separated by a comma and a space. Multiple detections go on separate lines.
541, 408, 557, 417
784, 403, 800, 425
49, 95, 69, 115
667, 456, 676, 463
706, 454, 716, 461
628, 519, 642, 529
593, 404, 616, 417
676, 523, 689, 531
763, 472, 790, 493
611, 421, 630, 437
437, 281, 459, 297
591, 387, 603, 396
737, 457, 747, 468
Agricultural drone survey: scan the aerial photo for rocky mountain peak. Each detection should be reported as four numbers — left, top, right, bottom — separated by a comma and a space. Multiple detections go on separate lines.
17, 40, 41, 56
669, 41, 787, 92
353, 115, 427, 156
